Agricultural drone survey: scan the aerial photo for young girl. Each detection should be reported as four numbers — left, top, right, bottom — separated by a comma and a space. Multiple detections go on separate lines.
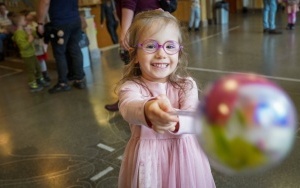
11, 13, 49, 92
117, 10, 215, 188
283, 0, 300, 30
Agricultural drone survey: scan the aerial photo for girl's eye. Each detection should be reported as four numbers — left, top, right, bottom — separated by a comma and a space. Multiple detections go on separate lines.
166, 44, 175, 49
165, 42, 178, 50
145, 43, 156, 49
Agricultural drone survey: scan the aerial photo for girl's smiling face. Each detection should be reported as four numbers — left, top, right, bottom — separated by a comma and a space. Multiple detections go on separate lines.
136, 22, 181, 83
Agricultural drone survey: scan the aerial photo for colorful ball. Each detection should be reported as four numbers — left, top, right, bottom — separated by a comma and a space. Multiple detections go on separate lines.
196, 73, 297, 175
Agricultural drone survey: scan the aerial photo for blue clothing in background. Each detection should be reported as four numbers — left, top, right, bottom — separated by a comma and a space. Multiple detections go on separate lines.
263, 0, 278, 29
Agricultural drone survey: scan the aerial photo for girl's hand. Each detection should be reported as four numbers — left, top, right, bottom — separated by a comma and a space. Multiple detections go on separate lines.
144, 95, 179, 134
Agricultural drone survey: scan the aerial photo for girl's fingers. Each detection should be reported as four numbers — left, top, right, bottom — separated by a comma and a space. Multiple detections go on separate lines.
152, 123, 177, 134
169, 126, 176, 132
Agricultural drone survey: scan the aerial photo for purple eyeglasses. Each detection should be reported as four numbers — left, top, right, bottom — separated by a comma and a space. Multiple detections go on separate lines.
137, 39, 183, 55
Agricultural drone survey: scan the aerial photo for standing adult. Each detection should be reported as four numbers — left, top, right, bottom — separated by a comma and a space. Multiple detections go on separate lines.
263, 0, 282, 34
37, 0, 86, 94
0, 3, 12, 61
100, 0, 119, 44
188, 0, 201, 32
104, 0, 161, 111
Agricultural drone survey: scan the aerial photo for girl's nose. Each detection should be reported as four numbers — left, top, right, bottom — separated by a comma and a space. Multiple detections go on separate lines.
155, 47, 167, 59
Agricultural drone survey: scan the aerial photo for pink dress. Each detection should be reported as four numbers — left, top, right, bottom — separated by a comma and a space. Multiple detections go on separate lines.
118, 77, 216, 188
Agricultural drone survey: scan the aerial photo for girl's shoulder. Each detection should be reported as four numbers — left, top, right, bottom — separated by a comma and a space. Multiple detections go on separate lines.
185, 76, 196, 82
175, 76, 197, 87
121, 79, 144, 89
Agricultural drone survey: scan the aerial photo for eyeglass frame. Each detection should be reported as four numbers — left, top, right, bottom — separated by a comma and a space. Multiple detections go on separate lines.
137, 39, 183, 55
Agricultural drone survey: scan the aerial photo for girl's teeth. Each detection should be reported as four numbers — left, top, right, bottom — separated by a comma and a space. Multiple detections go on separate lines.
153, 63, 167, 68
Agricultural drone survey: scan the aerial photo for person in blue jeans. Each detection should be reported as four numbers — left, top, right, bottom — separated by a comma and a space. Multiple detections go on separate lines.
37, 0, 86, 94
188, 0, 201, 32
263, 0, 282, 34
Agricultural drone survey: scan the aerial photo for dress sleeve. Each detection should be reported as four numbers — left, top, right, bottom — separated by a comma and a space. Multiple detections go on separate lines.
118, 81, 153, 126
171, 78, 200, 135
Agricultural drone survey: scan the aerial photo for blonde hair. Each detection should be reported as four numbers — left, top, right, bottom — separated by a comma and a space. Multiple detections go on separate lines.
10, 13, 24, 27
117, 9, 192, 93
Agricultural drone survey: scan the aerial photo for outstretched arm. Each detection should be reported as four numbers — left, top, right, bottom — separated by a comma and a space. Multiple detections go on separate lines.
119, 82, 178, 134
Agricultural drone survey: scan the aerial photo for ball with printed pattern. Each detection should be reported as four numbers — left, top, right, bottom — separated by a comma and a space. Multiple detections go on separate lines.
195, 73, 297, 175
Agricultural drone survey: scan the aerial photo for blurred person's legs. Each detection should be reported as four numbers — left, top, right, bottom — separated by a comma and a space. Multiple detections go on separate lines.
37, 54, 51, 82
67, 20, 86, 89
49, 25, 71, 93
104, 48, 129, 111
194, 7, 201, 31
263, 0, 281, 34
287, 12, 296, 30
66, 51, 75, 81
23, 56, 43, 92
263, 0, 270, 32
49, 19, 85, 93
268, 0, 277, 30
107, 22, 119, 44
188, 7, 195, 31
0, 33, 8, 61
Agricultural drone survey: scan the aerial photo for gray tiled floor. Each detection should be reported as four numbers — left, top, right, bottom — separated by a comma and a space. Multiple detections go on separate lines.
0, 11, 299, 188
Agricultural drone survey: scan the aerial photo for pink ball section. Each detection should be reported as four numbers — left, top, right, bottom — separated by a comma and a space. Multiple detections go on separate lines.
196, 73, 297, 175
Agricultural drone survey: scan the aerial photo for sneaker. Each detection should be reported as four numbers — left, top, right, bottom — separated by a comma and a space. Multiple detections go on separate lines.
269, 29, 282, 34
37, 77, 51, 87
42, 71, 51, 82
263, 28, 269, 34
290, 24, 295, 30
286, 24, 292, 30
119, 48, 130, 65
48, 83, 71, 94
29, 82, 43, 92
43, 76, 51, 82
73, 79, 86, 89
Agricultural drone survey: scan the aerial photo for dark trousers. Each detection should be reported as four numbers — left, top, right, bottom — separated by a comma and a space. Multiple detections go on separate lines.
106, 21, 118, 44
50, 19, 85, 84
